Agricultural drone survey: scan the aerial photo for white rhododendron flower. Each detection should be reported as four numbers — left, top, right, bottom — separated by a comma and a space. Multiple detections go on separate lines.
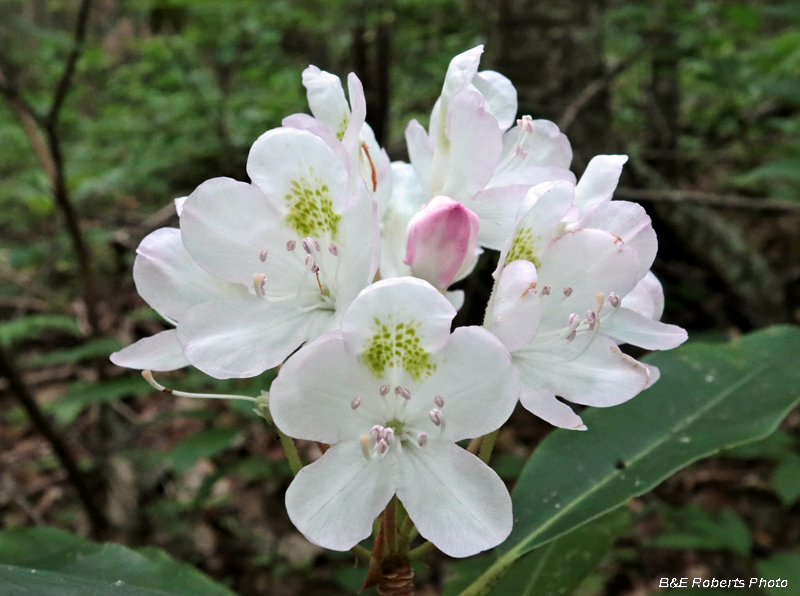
270, 278, 520, 557
488, 182, 687, 430
173, 127, 378, 379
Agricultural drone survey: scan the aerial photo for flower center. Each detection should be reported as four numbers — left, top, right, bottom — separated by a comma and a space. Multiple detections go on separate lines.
284, 169, 341, 239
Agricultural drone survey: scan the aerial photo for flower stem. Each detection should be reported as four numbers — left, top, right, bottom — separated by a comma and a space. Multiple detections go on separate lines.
407, 541, 434, 561
478, 430, 498, 464
351, 544, 372, 560
277, 428, 303, 476
384, 496, 398, 556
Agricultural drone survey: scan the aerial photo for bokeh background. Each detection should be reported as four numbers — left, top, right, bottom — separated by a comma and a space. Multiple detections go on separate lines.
1, 0, 799, 594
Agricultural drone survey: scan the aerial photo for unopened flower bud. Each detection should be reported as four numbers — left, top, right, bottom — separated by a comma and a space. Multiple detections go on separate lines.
403, 196, 480, 291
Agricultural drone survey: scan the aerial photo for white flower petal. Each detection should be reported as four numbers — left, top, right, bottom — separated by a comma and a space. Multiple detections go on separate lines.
514, 335, 650, 407
110, 330, 189, 372
407, 327, 519, 442
602, 307, 687, 350
577, 200, 658, 278
246, 128, 351, 226
467, 184, 530, 250
285, 441, 395, 551
622, 271, 665, 320
282, 112, 354, 179
133, 227, 247, 323
342, 73, 367, 153
396, 440, 512, 558
438, 45, 484, 125
270, 332, 388, 443
405, 120, 433, 194
441, 89, 503, 202
173, 196, 187, 216
490, 260, 542, 352
445, 290, 465, 312
178, 296, 332, 379
500, 119, 573, 168
471, 70, 517, 131
519, 385, 587, 431
574, 154, 628, 210
341, 278, 456, 360
302, 65, 351, 138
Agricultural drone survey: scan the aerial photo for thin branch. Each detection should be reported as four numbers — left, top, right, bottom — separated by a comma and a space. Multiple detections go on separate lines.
47, 0, 92, 127
559, 49, 644, 132
615, 187, 800, 212
0, 342, 108, 536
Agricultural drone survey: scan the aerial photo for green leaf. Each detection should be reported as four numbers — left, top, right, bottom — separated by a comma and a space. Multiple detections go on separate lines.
0, 314, 81, 346
651, 506, 751, 556
49, 377, 154, 425
0, 527, 236, 596
445, 507, 630, 596
772, 453, 800, 506
459, 326, 800, 596
757, 552, 800, 595
171, 427, 240, 473
21, 337, 122, 368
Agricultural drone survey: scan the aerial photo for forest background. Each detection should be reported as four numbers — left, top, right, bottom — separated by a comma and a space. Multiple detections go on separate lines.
1, 0, 800, 594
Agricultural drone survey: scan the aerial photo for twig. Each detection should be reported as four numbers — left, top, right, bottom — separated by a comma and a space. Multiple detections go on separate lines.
559, 49, 643, 132
615, 187, 800, 212
47, 0, 92, 128
0, 342, 108, 536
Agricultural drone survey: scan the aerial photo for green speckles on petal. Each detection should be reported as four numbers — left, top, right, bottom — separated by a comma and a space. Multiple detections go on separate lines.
284, 171, 341, 239
505, 227, 540, 268
336, 115, 349, 141
362, 319, 436, 381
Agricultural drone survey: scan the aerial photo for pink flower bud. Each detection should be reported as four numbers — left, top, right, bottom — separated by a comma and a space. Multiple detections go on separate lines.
403, 196, 480, 291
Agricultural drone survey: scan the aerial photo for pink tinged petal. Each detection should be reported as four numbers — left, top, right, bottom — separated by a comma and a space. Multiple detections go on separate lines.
513, 335, 650, 407
490, 260, 542, 352
406, 327, 520, 441
180, 178, 299, 292
467, 184, 530, 250
500, 118, 573, 169
285, 441, 395, 552
601, 307, 687, 350
269, 332, 387, 443
404, 196, 480, 291
246, 127, 350, 219
535, 229, 642, 328
282, 113, 354, 178
406, 120, 434, 193
471, 70, 518, 131
622, 271, 665, 320
577, 200, 658, 278
574, 154, 628, 210
177, 296, 333, 379
396, 440, 512, 558
341, 73, 367, 153
519, 385, 587, 431
110, 330, 189, 372
341, 278, 456, 358
441, 89, 503, 201
302, 65, 351, 137
133, 227, 247, 323
498, 181, 575, 269
173, 196, 187, 216
439, 45, 484, 119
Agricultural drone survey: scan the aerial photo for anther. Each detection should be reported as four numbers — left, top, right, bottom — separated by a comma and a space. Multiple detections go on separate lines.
566, 330, 577, 342
416, 432, 428, 447
311, 263, 320, 274
302, 237, 315, 254
378, 439, 389, 454
429, 408, 443, 427
586, 310, 597, 331
434, 395, 444, 407
394, 386, 403, 395
328, 243, 339, 256
252, 273, 267, 296
400, 387, 411, 400
371, 425, 384, 440
286, 240, 296, 251
563, 286, 573, 297
383, 428, 395, 445
350, 396, 361, 410
568, 313, 581, 331
259, 249, 268, 262
379, 384, 390, 396
542, 285, 552, 296
608, 292, 620, 308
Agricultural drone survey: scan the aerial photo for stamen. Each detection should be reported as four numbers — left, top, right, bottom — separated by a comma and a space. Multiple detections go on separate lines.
542, 285, 552, 296
383, 428, 395, 445
351, 396, 361, 410
434, 395, 444, 407
141, 371, 256, 402
416, 432, 428, 447
378, 438, 389, 454
394, 386, 403, 395
595, 292, 605, 312
566, 330, 577, 342
328, 243, 339, 256
252, 273, 267, 296
286, 240, 296, 251
360, 435, 372, 460
259, 249, 268, 262
429, 408, 443, 427
303, 238, 315, 255
360, 141, 378, 192
608, 292, 620, 308
563, 286, 573, 297
568, 313, 581, 331
400, 387, 411, 400
586, 310, 598, 330
370, 425, 384, 442
379, 384, 390, 396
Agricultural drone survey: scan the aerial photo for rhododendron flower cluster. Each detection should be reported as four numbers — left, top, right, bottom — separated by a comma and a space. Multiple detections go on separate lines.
112, 44, 687, 566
